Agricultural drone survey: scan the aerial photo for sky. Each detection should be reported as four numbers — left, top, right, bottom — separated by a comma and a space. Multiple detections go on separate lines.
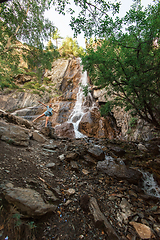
44, 0, 155, 48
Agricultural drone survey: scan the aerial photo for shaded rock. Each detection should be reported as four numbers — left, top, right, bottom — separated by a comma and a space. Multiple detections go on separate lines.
0, 120, 29, 146
70, 161, 79, 171
65, 152, 78, 162
32, 130, 46, 143
138, 143, 148, 152
0, 109, 33, 129
80, 194, 90, 212
87, 146, 105, 161
108, 146, 126, 157
130, 222, 152, 239
83, 154, 96, 165
44, 189, 60, 203
97, 160, 142, 184
55, 122, 75, 138
1, 183, 56, 217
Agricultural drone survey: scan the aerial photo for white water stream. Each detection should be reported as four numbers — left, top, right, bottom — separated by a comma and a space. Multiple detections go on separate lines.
68, 70, 94, 138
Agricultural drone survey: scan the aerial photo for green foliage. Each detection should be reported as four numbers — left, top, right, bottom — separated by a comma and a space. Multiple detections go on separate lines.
0, 0, 59, 87
80, 83, 91, 97
100, 102, 114, 117
61, 37, 84, 57
129, 117, 138, 128
82, 1, 160, 128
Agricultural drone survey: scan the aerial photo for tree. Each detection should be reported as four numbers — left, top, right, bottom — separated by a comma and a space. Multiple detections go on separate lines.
82, 0, 160, 128
52, 28, 63, 48
60, 36, 84, 57
0, 0, 57, 88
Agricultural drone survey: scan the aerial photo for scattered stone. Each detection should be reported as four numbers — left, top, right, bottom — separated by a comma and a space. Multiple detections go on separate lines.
87, 146, 105, 161
32, 130, 46, 143
59, 154, 65, 161
43, 144, 57, 150
80, 194, 90, 212
130, 221, 152, 239
83, 154, 96, 165
70, 161, 79, 171
46, 163, 56, 169
44, 189, 60, 203
138, 143, 148, 152
64, 200, 72, 206
65, 188, 76, 196
82, 169, 90, 175
65, 152, 78, 162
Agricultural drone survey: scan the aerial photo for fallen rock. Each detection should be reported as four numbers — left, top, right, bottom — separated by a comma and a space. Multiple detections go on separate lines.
46, 163, 56, 169
65, 152, 78, 161
32, 130, 46, 143
97, 160, 142, 184
0, 120, 29, 146
1, 183, 56, 217
138, 143, 148, 152
55, 122, 75, 138
130, 221, 152, 239
87, 146, 105, 161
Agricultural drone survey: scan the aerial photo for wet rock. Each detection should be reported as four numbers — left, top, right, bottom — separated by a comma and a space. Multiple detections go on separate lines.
97, 160, 142, 184
55, 122, 75, 138
130, 221, 152, 239
32, 130, 46, 143
87, 146, 105, 161
1, 183, 56, 217
0, 120, 29, 146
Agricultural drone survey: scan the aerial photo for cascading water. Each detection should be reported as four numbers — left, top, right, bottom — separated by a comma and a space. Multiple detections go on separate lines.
68, 70, 94, 138
141, 171, 160, 198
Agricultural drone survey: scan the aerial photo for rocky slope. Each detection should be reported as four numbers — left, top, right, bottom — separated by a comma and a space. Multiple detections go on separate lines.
0, 112, 160, 240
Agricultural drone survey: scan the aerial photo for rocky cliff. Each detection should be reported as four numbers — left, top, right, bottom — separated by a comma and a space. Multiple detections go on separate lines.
0, 57, 159, 141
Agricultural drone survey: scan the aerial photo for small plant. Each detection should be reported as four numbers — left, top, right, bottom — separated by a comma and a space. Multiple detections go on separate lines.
12, 213, 22, 227
129, 117, 138, 128
80, 83, 91, 97
31, 90, 42, 97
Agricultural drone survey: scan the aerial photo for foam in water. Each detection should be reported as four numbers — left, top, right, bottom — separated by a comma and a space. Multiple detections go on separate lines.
142, 171, 160, 198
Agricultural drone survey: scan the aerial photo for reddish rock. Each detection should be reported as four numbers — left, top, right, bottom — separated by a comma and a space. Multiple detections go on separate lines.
55, 122, 75, 138
79, 108, 117, 139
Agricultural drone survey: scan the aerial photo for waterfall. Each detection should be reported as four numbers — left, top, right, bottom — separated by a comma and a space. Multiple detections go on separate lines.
68, 70, 93, 138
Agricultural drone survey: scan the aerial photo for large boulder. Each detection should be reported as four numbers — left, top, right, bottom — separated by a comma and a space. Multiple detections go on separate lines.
55, 122, 75, 138
97, 160, 142, 185
79, 108, 118, 139
1, 183, 56, 217
0, 120, 30, 146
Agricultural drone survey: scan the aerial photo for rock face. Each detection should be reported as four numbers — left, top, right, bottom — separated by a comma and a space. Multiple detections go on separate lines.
1, 183, 56, 217
0, 120, 29, 146
93, 86, 159, 141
